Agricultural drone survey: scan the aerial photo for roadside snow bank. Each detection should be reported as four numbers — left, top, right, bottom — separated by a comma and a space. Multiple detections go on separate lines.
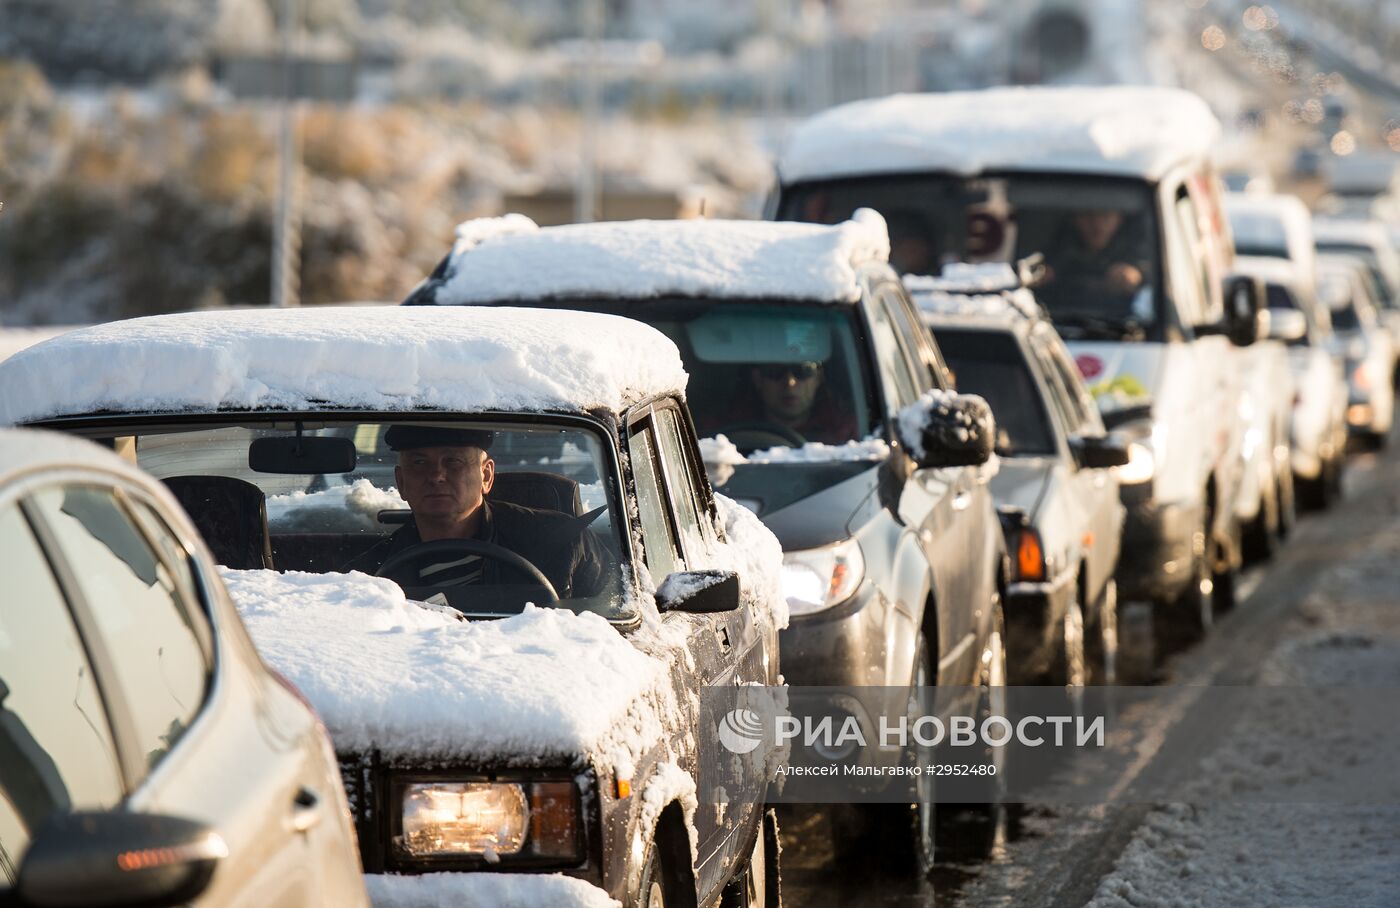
365, 872, 619, 908
224, 569, 670, 764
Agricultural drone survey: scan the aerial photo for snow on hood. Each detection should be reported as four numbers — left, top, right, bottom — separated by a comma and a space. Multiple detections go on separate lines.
0, 306, 687, 425
223, 569, 672, 765
700, 434, 891, 466
415, 210, 890, 306
365, 872, 619, 908
778, 87, 1221, 184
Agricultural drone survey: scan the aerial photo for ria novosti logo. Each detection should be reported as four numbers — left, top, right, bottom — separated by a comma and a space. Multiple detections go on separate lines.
717, 708, 765, 755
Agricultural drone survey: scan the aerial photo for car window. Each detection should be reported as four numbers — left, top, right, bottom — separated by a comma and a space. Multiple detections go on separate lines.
627, 420, 682, 580
866, 294, 922, 409
1172, 190, 1213, 327
654, 406, 716, 559
1266, 283, 1315, 347
0, 503, 126, 881
1042, 334, 1097, 431
29, 485, 211, 778
878, 284, 941, 391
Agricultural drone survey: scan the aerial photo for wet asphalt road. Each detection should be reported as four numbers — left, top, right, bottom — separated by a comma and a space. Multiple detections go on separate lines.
778, 437, 1400, 908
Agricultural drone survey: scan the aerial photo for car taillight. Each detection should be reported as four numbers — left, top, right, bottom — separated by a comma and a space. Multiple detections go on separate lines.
1014, 528, 1046, 583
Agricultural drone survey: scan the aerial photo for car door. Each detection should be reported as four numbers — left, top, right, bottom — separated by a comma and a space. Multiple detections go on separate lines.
21, 479, 351, 908
625, 402, 756, 900
867, 281, 984, 687
1033, 328, 1123, 601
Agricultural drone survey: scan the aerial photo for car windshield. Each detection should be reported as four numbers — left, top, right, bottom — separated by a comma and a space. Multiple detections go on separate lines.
67, 416, 632, 621
779, 174, 1162, 341
511, 298, 881, 516
935, 328, 1057, 456
1228, 211, 1289, 259
1315, 242, 1398, 308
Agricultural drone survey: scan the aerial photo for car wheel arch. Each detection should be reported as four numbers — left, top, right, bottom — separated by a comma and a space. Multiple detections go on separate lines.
649, 801, 698, 908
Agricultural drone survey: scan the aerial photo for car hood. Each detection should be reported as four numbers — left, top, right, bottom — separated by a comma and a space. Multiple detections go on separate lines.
223, 569, 674, 767
1063, 340, 1165, 420
989, 457, 1055, 520
730, 462, 881, 551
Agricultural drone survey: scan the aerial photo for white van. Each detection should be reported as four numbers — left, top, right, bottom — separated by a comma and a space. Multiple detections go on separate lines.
772, 86, 1263, 647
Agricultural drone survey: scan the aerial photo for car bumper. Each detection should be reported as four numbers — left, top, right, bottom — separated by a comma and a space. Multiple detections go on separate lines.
780, 583, 902, 689
1115, 484, 1202, 603
1004, 569, 1075, 683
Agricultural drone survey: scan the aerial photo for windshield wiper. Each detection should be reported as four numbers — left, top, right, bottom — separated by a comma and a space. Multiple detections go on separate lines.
1051, 314, 1147, 342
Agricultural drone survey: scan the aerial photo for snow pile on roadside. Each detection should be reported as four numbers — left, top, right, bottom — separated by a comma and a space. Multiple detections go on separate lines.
0, 306, 688, 425
265, 479, 406, 531
223, 569, 672, 764
416, 210, 890, 306
365, 872, 619, 908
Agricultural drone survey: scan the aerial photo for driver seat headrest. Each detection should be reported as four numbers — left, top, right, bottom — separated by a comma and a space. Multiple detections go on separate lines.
163, 475, 275, 571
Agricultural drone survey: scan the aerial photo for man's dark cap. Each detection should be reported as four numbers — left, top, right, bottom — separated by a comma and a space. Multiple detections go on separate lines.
384, 424, 494, 452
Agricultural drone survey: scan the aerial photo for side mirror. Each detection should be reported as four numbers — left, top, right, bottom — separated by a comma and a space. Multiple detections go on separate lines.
1220, 274, 1267, 347
18, 811, 226, 908
656, 569, 740, 614
1267, 308, 1308, 342
896, 392, 995, 469
249, 435, 357, 474
1069, 434, 1132, 469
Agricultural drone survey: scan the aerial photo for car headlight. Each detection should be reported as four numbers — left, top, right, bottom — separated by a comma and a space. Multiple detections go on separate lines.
782, 539, 865, 617
1113, 441, 1155, 485
398, 780, 581, 862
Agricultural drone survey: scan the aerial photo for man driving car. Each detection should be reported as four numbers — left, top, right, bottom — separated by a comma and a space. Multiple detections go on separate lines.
348, 425, 607, 599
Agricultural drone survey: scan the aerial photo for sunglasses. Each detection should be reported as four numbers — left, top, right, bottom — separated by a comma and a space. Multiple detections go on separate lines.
756, 362, 821, 381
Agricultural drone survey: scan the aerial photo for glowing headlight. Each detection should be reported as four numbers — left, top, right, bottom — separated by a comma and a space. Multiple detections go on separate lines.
1113, 441, 1155, 485
402, 783, 529, 856
782, 539, 865, 617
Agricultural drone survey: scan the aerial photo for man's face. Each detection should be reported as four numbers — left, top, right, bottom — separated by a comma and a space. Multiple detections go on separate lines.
1073, 210, 1124, 253
394, 446, 494, 524
752, 362, 822, 425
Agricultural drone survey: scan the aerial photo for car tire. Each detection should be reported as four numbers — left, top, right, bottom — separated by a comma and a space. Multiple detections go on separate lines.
948, 597, 1007, 826
1242, 464, 1281, 563
1210, 516, 1239, 613
1085, 578, 1119, 685
1153, 517, 1213, 657
1114, 599, 1156, 684
1048, 586, 1087, 688
721, 808, 781, 908
1275, 459, 1296, 539
1295, 468, 1328, 512
638, 836, 682, 908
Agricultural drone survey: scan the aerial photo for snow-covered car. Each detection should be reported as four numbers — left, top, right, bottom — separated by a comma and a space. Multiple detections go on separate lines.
1231, 255, 1348, 511
1317, 254, 1397, 448
0, 307, 788, 908
909, 267, 1127, 685
0, 427, 368, 908
772, 86, 1266, 646
403, 212, 1008, 872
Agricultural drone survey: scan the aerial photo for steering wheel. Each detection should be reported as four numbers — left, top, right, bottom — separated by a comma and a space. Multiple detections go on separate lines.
374, 539, 559, 603
716, 422, 807, 452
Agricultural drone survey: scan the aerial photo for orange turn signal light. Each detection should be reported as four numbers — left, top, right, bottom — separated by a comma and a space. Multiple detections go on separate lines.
1016, 529, 1046, 582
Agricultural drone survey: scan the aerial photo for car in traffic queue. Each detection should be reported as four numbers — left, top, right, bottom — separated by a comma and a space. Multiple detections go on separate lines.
1317, 254, 1397, 448
771, 86, 1267, 652
0, 428, 369, 908
1313, 217, 1400, 383
402, 211, 1009, 875
1230, 255, 1349, 511
906, 266, 1128, 685
0, 306, 788, 908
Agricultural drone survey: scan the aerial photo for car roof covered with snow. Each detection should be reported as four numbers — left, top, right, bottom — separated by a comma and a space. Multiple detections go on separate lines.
776, 86, 1222, 184
904, 264, 1045, 331
0, 305, 689, 425
405, 210, 892, 307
